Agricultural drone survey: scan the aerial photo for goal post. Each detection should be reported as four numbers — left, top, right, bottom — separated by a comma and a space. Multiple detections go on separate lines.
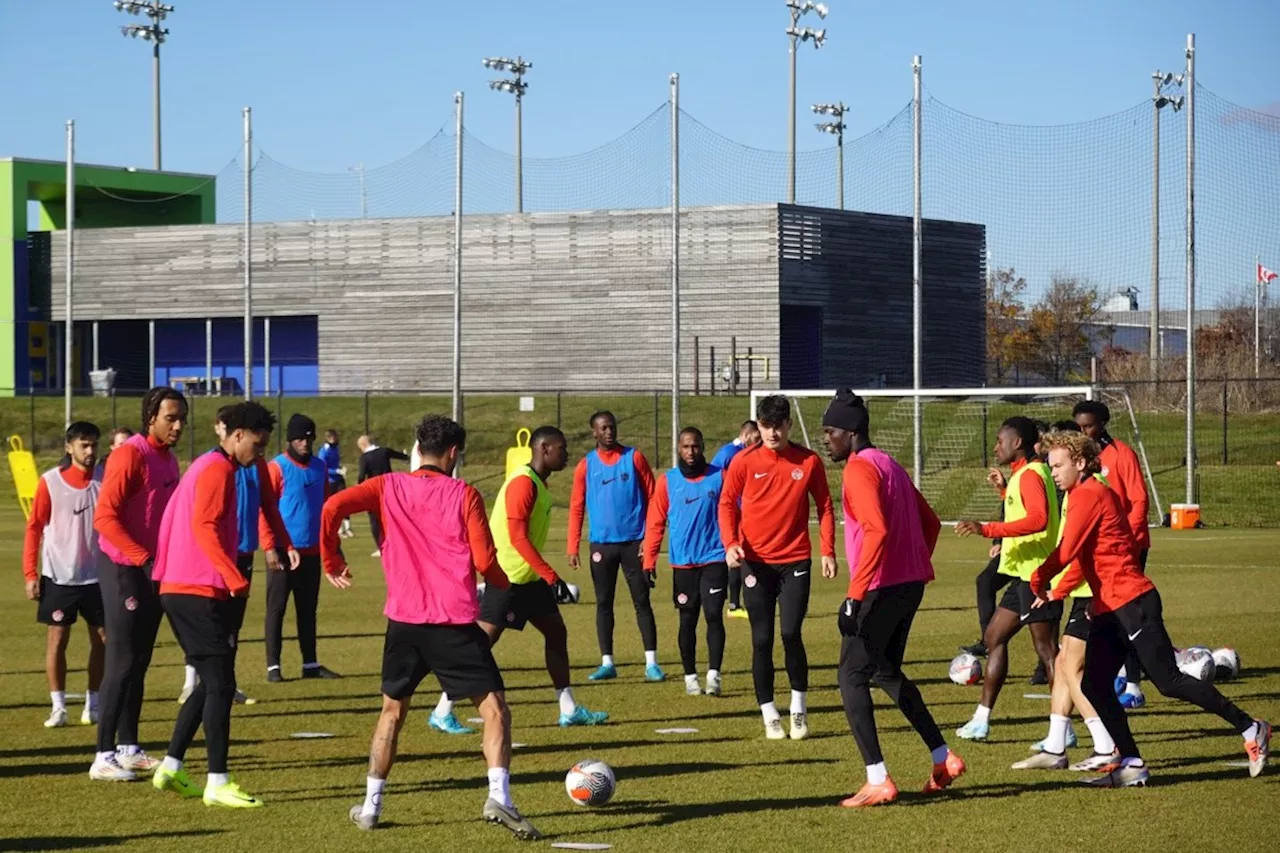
749, 386, 1163, 526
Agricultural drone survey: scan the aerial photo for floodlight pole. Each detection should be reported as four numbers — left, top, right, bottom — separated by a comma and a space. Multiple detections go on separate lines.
484, 56, 531, 212
114, 1, 173, 171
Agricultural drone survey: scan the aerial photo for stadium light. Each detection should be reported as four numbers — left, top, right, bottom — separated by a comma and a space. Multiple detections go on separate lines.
812, 101, 846, 209
786, 1, 830, 204
483, 55, 532, 212
113, 1, 174, 171
1148, 68, 1184, 376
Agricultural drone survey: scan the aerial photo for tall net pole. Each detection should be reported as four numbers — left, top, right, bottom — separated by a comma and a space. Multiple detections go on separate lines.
670, 73, 681, 465
65, 120, 75, 428
911, 55, 923, 486
453, 92, 464, 426
243, 106, 253, 399
1184, 33, 1196, 504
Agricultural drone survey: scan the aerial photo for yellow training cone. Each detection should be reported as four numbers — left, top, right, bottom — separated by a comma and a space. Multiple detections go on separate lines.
505, 428, 532, 481
7, 435, 40, 520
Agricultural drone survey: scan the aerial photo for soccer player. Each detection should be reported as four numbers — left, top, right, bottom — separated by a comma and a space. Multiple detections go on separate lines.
23, 421, 105, 729
709, 420, 760, 619
1072, 400, 1151, 709
320, 415, 541, 838
958, 465, 1011, 658
821, 390, 964, 806
94, 427, 135, 479
357, 434, 410, 557
1029, 429, 1271, 786
150, 401, 280, 808
953, 416, 1061, 741
317, 429, 353, 539
429, 426, 608, 734
718, 394, 836, 740
644, 427, 729, 697
91, 386, 187, 782
567, 411, 662, 682
261, 414, 339, 682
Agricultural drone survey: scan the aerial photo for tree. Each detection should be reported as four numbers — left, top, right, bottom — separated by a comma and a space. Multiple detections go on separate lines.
986, 267, 1032, 383
1020, 276, 1109, 383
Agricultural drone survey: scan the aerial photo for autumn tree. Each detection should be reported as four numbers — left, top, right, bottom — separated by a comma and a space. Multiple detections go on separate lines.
986, 267, 1032, 383
1020, 276, 1109, 383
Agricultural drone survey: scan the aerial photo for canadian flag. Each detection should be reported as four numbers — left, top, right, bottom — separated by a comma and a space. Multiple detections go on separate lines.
1259, 262, 1278, 285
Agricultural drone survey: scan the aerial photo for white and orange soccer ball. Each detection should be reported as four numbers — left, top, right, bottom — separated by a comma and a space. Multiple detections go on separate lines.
1212, 647, 1241, 681
949, 653, 983, 686
565, 759, 616, 807
1175, 647, 1216, 682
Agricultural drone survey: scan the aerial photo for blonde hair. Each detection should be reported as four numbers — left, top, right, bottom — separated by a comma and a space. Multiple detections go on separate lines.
1041, 429, 1102, 475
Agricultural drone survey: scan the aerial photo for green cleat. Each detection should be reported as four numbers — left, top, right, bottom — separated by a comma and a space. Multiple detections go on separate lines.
204, 778, 265, 809
153, 766, 203, 799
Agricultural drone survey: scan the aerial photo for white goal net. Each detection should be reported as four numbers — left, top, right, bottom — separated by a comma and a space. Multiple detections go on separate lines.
750, 386, 1163, 525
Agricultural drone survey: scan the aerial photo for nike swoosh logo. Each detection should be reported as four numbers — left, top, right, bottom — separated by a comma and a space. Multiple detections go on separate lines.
844, 601, 853, 616
73, 506, 91, 515
1128, 629, 1143, 641
709, 588, 723, 594
754, 472, 769, 479
1020, 612, 1031, 621
684, 497, 700, 504
164, 480, 178, 488
601, 478, 617, 485
793, 570, 809, 577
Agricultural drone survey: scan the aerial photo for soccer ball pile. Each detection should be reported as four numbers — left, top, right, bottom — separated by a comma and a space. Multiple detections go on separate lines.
948, 653, 983, 686
1174, 646, 1242, 682
565, 759, 616, 806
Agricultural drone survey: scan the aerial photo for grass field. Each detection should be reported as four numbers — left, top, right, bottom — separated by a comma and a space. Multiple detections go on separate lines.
1, 510, 1277, 853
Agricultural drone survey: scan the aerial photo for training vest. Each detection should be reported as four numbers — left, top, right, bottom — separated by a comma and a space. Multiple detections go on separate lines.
664, 467, 725, 567
236, 461, 261, 555
585, 447, 646, 544
273, 453, 326, 549
1050, 473, 1109, 599
40, 467, 103, 586
378, 473, 478, 625
843, 448, 934, 591
490, 466, 552, 585
997, 461, 1061, 581
98, 433, 180, 570
152, 451, 239, 593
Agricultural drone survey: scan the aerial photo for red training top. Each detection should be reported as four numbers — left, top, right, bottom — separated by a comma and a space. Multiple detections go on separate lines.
160, 454, 250, 599
718, 443, 835, 564
505, 475, 558, 584
979, 457, 1049, 538
260, 455, 333, 554
23, 466, 94, 581
567, 446, 656, 554
842, 456, 940, 599
1099, 438, 1151, 551
94, 435, 170, 566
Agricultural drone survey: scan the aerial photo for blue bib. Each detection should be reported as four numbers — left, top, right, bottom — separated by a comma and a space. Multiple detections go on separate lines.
585, 447, 646, 544
236, 460, 261, 554
665, 467, 724, 566
709, 442, 745, 472
273, 454, 326, 549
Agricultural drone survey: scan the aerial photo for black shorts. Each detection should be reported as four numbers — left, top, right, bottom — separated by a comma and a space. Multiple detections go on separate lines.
381, 620, 504, 701
331, 475, 347, 491
672, 563, 729, 612
37, 578, 105, 628
479, 579, 559, 631
1062, 597, 1092, 641
999, 578, 1063, 625
162, 593, 235, 659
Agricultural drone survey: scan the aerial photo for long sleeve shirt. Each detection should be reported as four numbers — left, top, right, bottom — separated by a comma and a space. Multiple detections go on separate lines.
504, 475, 558, 584
842, 456, 940, 600
718, 443, 836, 564
23, 466, 94, 582
160, 456, 250, 599
94, 435, 172, 567
567, 446, 656, 553
250, 454, 293, 556
979, 457, 1049, 539
259, 455, 333, 554
1099, 437, 1151, 551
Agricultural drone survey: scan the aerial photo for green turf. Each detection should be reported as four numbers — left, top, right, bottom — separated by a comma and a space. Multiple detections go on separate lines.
1, 512, 1276, 853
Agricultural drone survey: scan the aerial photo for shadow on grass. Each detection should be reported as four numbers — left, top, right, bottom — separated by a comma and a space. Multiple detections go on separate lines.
0, 830, 225, 850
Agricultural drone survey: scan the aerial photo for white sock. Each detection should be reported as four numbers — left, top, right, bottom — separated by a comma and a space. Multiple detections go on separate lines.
96, 750, 116, 764
363, 776, 385, 816
972, 705, 992, 725
1044, 714, 1071, 754
487, 767, 513, 808
1084, 716, 1116, 753
760, 701, 781, 723
51, 691, 66, 712
87, 690, 99, 712
601, 654, 615, 668
1124, 682, 1143, 697
267, 665, 281, 672
434, 693, 454, 718
707, 669, 720, 682
790, 690, 807, 715
342, 519, 353, 535
556, 688, 576, 716
1243, 722, 1260, 743
207, 772, 229, 789
645, 650, 658, 667
162, 756, 182, 773
1117, 665, 1127, 679
930, 745, 950, 764
866, 761, 888, 785
117, 744, 140, 756
183, 665, 198, 690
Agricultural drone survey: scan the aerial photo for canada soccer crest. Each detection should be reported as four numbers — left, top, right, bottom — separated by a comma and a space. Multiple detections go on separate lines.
52, 609, 64, 623
124, 597, 138, 612
676, 593, 689, 605
592, 552, 603, 563
791, 468, 803, 481
744, 574, 758, 588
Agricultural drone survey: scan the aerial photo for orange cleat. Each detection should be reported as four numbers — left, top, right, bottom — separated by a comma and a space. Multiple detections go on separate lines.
839, 778, 899, 808
922, 749, 966, 794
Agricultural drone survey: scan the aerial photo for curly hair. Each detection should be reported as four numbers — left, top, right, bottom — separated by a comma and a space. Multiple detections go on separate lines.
141, 386, 187, 432
220, 402, 277, 435
1040, 429, 1102, 475
415, 415, 466, 456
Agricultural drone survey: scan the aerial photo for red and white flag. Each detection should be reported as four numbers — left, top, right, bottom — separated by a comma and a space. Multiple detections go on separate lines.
1259, 262, 1278, 284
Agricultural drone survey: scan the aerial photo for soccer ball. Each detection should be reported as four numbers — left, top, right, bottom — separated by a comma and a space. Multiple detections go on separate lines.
556, 582, 581, 605
1175, 647, 1216, 682
948, 653, 983, 686
1212, 647, 1240, 681
565, 759, 616, 807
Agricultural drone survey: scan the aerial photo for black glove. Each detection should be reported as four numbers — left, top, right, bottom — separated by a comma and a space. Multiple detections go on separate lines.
645, 569, 656, 589
552, 577, 573, 603
837, 597, 861, 637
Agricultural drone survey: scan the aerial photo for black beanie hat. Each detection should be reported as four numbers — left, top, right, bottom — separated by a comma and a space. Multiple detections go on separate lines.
287, 414, 316, 442
821, 388, 869, 434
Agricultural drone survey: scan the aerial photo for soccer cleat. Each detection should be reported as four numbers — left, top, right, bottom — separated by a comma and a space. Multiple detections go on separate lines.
685, 676, 702, 696
89, 754, 138, 782
765, 718, 787, 740
955, 718, 990, 741
728, 607, 749, 620
922, 750, 966, 793
349, 804, 379, 830
645, 663, 666, 682
1030, 727, 1077, 752
1082, 762, 1149, 788
1113, 676, 1128, 698
44, 708, 68, 728
371, 550, 381, 558
1245, 720, 1271, 778
1119, 690, 1146, 710
80, 706, 97, 726
705, 673, 722, 696
558, 706, 609, 727
178, 683, 196, 704
204, 778, 265, 808
302, 665, 341, 680
153, 766, 203, 798
428, 712, 475, 735
958, 641, 988, 658
1012, 751, 1068, 771
839, 778, 899, 808
482, 798, 542, 841
266, 668, 284, 683
789, 713, 809, 741
1070, 751, 1120, 772
1028, 662, 1049, 685
117, 750, 160, 773
233, 689, 256, 705
587, 663, 617, 681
